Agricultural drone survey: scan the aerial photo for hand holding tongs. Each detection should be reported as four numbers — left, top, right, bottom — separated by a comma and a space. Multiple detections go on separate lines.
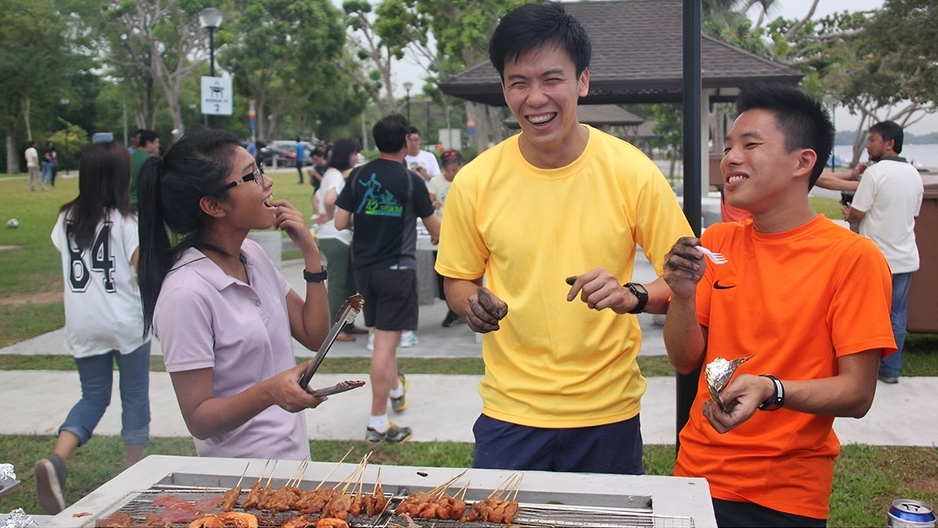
298, 293, 364, 390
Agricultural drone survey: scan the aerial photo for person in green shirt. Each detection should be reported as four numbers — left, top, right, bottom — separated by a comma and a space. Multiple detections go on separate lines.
130, 130, 160, 205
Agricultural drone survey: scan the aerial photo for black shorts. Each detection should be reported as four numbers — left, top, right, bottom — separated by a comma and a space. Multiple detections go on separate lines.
353, 268, 418, 331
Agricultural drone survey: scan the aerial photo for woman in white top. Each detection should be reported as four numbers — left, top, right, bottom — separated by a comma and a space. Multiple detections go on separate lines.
36, 141, 151, 514
313, 138, 364, 341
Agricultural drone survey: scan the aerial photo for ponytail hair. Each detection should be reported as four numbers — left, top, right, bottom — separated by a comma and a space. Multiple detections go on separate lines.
137, 129, 243, 336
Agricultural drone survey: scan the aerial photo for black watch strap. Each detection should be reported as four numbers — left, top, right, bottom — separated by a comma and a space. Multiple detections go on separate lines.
758, 374, 785, 411
303, 265, 328, 283
624, 282, 648, 314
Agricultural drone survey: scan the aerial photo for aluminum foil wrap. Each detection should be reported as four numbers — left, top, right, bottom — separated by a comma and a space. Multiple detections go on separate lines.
705, 355, 752, 410
0, 465, 14, 481
0, 509, 38, 528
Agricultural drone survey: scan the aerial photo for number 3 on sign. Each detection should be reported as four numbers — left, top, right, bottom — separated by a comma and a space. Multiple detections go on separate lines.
215, 104, 220, 112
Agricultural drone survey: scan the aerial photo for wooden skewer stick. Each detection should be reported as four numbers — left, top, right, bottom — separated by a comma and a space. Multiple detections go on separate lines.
264, 460, 279, 488
429, 469, 468, 496
288, 459, 309, 488
315, 447, 354, 491
253, 459, 271, 486
488, 472, 518, 500
510, 473, 523, 502
235, 462, 250, 489
456, 480, 471, 501
373, 467, 382, 496
337, 452, 369, 493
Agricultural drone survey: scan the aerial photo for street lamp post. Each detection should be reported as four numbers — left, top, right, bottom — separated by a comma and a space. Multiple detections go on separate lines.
403, 82, 413, 121
199, 7, 223, 127
60, 97, 70, 176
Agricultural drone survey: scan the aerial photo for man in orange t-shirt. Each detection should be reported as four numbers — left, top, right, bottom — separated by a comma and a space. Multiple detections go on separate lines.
663, 82, 895, 527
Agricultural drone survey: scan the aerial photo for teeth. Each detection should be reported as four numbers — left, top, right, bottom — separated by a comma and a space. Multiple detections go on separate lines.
728, 175, 746, 183
527, 113, 554, 124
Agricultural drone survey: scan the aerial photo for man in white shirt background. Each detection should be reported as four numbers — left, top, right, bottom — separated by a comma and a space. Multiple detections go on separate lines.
844, 120, 924, 384
405, 127, 441, 184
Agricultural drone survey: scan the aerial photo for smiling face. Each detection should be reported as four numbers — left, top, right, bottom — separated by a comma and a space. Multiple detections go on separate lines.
501, 45, 589, 168
217, 147, 276, 231
721, 108, 814, 215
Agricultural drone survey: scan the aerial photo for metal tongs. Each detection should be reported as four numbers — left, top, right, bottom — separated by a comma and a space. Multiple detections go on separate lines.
298, 293, 364, 390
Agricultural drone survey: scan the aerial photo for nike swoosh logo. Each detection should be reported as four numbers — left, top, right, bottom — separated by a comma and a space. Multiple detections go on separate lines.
713, 281, 735, 290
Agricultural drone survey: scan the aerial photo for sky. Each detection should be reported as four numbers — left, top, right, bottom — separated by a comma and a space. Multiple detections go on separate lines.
354, 0, 937, 135
750, 1, 936, 135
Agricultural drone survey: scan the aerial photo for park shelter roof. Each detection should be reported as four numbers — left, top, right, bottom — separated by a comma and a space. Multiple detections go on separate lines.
437, 0, 802, 106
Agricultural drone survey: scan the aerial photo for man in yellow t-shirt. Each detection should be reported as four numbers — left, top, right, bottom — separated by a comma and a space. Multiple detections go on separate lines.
435, 2, 691, 474
664, 83, 895, 526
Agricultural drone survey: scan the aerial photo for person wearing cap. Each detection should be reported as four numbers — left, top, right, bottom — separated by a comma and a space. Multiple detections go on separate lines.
429, 150, 465, 327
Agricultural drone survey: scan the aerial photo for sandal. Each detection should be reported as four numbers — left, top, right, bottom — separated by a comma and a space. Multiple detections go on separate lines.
335, 332, 355, 342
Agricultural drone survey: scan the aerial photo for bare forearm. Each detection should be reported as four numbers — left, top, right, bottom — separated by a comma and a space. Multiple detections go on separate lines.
643, 276, 672, 315
444, 277, 483, 319
663, 296, 706, 374
173, 376, 276, 440
777, 350, 880, 417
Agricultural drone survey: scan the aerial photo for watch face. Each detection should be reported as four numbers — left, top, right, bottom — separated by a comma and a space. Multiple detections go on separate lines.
631, 283, 647, 295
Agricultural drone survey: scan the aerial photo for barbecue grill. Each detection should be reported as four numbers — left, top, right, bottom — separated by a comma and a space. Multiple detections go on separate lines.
45, 456, 716, 528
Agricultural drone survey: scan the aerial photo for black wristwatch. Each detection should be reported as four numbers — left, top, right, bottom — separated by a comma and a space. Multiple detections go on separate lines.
303, 266, 328, 283
758, 374, 785, 411
624, 282, 648, 314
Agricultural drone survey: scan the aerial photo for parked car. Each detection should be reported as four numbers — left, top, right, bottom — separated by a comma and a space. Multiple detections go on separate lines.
261, 140, 317, 167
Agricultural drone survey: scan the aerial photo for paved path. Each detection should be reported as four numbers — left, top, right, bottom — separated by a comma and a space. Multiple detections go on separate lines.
2, 256, 936, 447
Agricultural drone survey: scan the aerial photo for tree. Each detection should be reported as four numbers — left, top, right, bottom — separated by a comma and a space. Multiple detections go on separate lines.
222, 0, 351, 140
0, 0, 82, 173
340, 0, 403, 115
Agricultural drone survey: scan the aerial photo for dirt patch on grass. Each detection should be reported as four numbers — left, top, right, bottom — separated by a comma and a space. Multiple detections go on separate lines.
0, 291, 62, 306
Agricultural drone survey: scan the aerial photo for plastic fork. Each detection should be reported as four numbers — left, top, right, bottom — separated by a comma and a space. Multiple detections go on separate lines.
695, 246, 728, 264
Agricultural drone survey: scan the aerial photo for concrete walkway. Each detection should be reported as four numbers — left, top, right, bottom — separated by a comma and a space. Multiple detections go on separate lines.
1, 257, 936, 447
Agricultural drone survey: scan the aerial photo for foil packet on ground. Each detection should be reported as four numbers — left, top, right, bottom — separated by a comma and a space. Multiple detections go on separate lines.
705, 355, 753, 411
0, 509, 38, 528
0, 465, 14, 481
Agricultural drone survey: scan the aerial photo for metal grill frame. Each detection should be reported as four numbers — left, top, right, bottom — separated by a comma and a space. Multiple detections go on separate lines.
92, 485, 694, 528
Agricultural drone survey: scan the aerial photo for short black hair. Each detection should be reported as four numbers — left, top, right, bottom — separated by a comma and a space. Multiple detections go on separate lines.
489, 2, 591, 81
373, 113, 410, 154
139, 130, 160, 148
311, 147, 326, 158
869, 121, 904, 154
736, 82, 834, 189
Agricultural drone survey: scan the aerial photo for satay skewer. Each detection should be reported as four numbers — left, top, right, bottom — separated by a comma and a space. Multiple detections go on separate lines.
314, 447, 354, 491
264, 460, 279, 488
428, 469, 468, 496
510, 474, 523, 502
286, 459, 309, 488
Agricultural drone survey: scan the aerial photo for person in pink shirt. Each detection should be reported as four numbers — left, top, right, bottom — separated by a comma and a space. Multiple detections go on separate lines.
137, 129, 332, 460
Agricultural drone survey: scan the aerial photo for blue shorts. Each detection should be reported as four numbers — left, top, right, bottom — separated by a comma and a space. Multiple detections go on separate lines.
472, 413, 645, 474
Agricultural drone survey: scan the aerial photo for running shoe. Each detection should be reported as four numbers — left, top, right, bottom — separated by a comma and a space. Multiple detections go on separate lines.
34, 453, 67, 514
400, 330, 419, 348
390, 373, 409, 413
365, 422, 412, 443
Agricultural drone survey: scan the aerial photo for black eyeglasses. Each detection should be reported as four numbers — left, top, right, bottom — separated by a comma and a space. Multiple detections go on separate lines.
215, 166, 264, 194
